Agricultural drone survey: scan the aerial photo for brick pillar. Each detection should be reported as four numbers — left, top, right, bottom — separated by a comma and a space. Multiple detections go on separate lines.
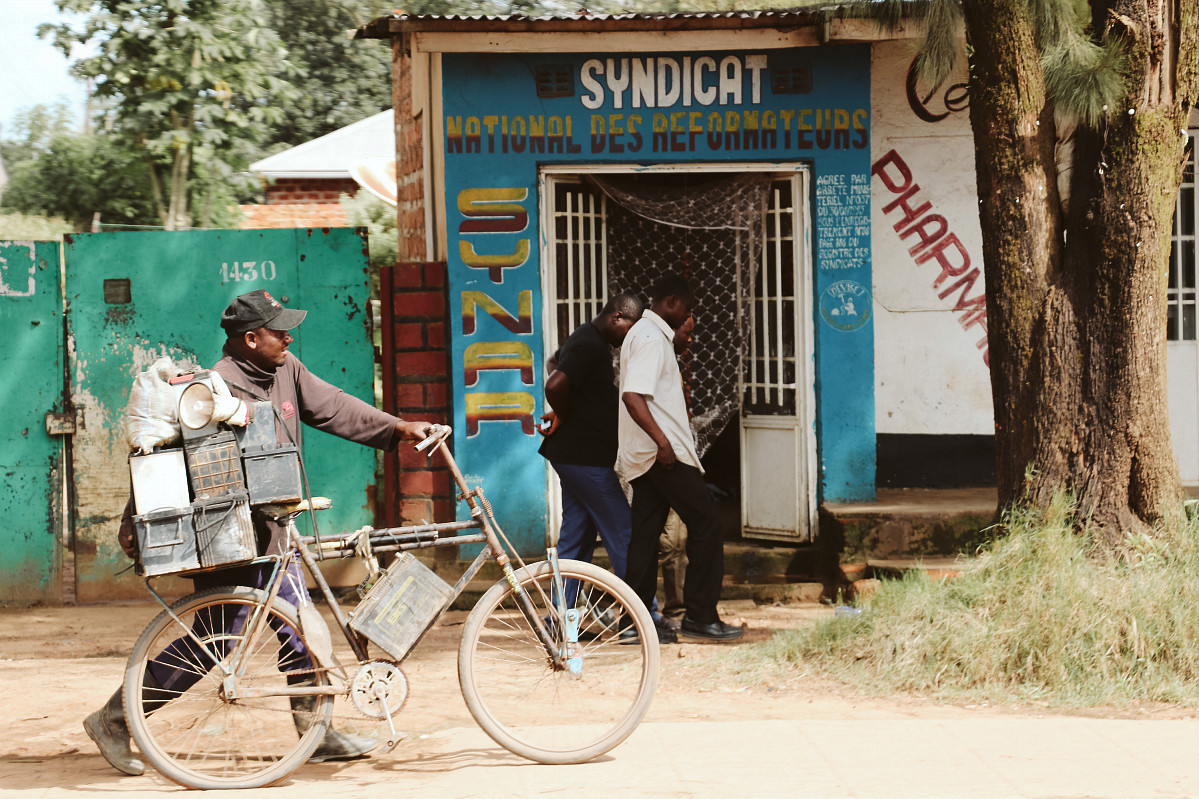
383, 34, 454, 527
385, 262, 452, 525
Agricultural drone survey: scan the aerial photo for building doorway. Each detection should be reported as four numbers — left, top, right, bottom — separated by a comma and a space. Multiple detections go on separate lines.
539, 164, 816, 543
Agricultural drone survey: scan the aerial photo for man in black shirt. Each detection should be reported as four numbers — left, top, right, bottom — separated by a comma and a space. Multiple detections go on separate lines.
538, 294, 646, 600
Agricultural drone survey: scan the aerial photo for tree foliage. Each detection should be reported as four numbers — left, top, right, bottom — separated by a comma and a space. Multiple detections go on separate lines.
0, 103, 76, 167
340, 189, 397, 269
0, 211, 74, 241
259, 0, 394, 149
1, 128, 157, 229
41, 0, 298, 229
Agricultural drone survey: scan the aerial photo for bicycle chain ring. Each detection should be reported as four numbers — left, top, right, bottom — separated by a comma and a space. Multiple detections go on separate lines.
350, 661, 409, 719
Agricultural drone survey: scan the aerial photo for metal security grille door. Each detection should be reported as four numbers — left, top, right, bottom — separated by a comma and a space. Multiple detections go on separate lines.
741, 175, 814, 542
542, 168, 814, 542
1168, 134, 1199, 484
744, 181, 800, 413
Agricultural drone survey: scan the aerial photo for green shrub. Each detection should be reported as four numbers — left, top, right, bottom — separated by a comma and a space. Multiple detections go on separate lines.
0, 211, 73, 240
743, 493, 1199, 706
340, 191, 397, 271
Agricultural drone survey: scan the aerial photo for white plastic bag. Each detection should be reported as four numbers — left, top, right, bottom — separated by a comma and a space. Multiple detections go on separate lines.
124, 357, 181, 454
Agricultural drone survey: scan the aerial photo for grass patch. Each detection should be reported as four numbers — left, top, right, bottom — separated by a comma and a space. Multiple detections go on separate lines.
726, 493, 1199, 707
0, 212, 73, 241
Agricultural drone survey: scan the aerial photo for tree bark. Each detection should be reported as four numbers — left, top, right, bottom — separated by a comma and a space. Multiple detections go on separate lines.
166, 135, 191, 232
146, 157, 168, 227
962, 0, 1190, 542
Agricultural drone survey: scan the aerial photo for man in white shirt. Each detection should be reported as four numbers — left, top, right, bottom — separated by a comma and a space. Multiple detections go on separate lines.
618, 273, 743, 642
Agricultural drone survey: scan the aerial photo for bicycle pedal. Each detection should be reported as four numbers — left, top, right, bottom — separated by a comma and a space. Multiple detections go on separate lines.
383, 733, 407, 753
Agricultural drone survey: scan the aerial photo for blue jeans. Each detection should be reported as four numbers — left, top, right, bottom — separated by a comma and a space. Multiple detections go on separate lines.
550, 461, 633, 581
149, 557, 312, 694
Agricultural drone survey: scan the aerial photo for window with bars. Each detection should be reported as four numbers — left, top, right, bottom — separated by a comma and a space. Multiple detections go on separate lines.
550, 181, 608, 352
1169, 134, 1197, 341
742, 179, 799, 416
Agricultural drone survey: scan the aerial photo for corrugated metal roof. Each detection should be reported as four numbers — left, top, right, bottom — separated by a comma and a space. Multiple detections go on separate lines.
356, 5, 863, 37
380, 8, 836, 22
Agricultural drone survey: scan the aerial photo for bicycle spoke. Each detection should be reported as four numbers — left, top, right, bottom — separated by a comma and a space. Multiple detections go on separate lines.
459, 560, 658, 764
125, 588, 332, 789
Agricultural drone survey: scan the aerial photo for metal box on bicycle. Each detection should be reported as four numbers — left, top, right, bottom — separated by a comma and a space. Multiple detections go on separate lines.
132, 491, 256, 576
349, 553, 455, 660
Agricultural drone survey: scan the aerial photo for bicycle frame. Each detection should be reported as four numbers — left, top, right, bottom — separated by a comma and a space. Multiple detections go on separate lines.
140, 425, 572, 703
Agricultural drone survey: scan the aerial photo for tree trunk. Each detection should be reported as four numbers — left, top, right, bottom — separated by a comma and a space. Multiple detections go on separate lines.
146, 158, 168, 227
166, 142, 191, 231
962, 0, 1190, 542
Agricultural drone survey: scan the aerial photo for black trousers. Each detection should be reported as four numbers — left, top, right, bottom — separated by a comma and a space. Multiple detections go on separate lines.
627, 462, 724, 624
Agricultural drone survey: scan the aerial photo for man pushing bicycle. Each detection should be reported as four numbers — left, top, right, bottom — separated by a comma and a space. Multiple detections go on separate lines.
85, 289, 430, 776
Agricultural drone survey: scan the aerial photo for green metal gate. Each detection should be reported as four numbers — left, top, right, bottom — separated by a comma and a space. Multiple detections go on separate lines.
0, 229, 379, 604
0, 241, 67, 604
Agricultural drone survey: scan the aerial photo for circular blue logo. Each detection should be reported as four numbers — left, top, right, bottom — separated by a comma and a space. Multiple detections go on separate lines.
819, 280, 872, 331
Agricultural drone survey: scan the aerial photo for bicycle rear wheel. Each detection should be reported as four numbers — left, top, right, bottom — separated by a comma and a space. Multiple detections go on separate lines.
123, 586, 333, 789
458, 559, 659, 764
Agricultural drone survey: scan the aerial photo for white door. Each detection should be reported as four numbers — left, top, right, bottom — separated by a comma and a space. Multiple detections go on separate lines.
1168, 133, 1199, 486
741, 174, 816, 542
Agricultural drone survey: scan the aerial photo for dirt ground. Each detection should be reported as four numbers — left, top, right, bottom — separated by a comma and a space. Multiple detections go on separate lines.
0, 598, 832, 756
3, 597, 1197, 797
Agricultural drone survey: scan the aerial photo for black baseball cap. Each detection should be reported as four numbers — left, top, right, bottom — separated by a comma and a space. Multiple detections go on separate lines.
220, 289, 307, 335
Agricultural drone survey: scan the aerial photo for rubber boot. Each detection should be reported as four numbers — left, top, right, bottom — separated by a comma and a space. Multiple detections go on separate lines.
141, 666, 171, 716
287, 673, 378, 763
83, 687, 144, 776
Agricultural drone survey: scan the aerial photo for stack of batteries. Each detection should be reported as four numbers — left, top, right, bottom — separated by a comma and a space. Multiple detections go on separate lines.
128, 372, 302, 576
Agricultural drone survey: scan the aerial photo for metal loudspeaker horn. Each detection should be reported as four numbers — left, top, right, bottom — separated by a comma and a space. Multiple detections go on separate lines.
171, 371, 221, 441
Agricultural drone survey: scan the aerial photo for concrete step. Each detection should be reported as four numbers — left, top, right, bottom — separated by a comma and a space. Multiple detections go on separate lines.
865, 556, 963, 580
822, 487, 997, 564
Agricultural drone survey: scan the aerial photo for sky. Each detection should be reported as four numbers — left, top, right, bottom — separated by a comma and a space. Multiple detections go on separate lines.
1, 0, 90, 137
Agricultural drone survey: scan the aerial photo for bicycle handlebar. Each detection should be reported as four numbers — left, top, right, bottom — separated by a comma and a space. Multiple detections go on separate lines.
415, 423, 452, 452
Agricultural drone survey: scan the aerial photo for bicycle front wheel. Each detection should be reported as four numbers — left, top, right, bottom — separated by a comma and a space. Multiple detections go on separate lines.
458, 559, 659, 764
124, 586, 333, 789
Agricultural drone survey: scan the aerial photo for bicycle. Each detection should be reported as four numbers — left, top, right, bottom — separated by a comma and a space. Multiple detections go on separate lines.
121, 424, 659, 789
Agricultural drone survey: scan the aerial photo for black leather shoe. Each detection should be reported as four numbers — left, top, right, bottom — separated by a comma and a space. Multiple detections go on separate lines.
680, 616, 745, 642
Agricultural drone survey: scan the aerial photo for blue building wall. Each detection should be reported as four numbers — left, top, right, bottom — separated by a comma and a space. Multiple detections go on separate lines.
441, 46, 875, 553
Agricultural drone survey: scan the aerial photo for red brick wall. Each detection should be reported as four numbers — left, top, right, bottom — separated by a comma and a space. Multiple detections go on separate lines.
394, 37, 427, 263
264, 178, 360, 204
238, 203, 347, 229
386, 262, 453, 525
385, 35, 454, 527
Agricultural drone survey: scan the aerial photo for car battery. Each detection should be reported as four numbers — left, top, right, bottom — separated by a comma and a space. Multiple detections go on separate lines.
134, 505, 201, 576
349, 553, 455, 660
193, 490, 256, 569
184, 430, 246, 499
129, 449, 190, 514
242, 443, 303, 505
235, 400, 276, 451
